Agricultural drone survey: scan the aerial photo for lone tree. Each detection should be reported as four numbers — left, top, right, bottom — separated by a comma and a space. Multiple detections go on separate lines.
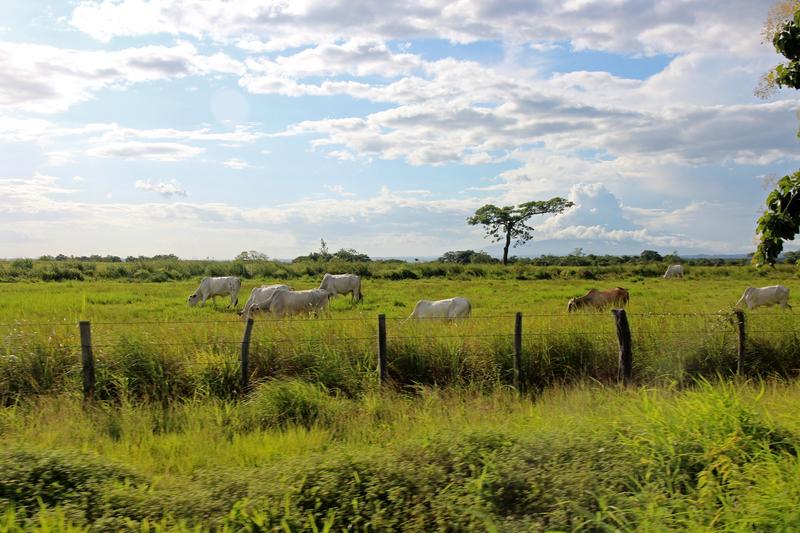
467, 198, 574, 265
753, 3, 800, 265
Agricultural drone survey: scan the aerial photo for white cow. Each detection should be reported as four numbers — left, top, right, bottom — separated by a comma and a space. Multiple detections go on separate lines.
735, 285, 791, 310
407, 297, 471, 320
239, 284, 291, 320
319, 273, 362, 303
663, 264, 684, 279
187, 276, 241, 308
251, 288, 330, 318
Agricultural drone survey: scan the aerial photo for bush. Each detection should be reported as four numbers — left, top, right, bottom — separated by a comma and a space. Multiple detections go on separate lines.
384, 268, 420, 280
244, 379, 346, 429
0, 448, 140, 521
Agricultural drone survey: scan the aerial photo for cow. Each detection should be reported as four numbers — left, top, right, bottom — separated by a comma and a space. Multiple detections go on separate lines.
250, 288, 331, 318
239, 284, 291, 320
187, 276, 241, 308
407, 297, 471, 321
663, 264, 684, 279
567, 287, 629, 312
735, 285, 791, 310
319, 273, 362, 303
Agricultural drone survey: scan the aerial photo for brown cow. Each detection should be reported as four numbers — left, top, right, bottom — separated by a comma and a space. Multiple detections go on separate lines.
567, 287, 629, 312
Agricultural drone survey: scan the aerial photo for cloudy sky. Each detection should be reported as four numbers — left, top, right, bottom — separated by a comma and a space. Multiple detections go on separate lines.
1, 0, 799, 260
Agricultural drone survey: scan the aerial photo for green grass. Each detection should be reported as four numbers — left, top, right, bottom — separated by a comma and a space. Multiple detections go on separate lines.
2, 380, 800, 530
1, 272, 799, 402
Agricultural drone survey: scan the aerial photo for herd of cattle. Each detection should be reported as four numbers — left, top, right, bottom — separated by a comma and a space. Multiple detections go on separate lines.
186, 264, 792, 320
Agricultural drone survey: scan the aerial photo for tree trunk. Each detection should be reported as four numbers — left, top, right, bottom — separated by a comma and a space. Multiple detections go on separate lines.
502, 229, 511, 265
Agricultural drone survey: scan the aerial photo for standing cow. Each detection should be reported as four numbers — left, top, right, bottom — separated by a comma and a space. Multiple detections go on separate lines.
735, 285, 791, 310
239, 284, 291, 320
407, 297, 471, 320
567, 287, 629, 312
319, 273, 362, 303
187, 276, 241, 308
663, 264, 684, 279
250, 288, 331, 318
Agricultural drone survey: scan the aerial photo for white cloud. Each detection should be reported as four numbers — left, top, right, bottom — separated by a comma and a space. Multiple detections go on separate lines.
222, 157, 252, 169
70, 0, 768, 58
135, 179, 187, 197
0, 40, 243, 113
88, 141, 204, 161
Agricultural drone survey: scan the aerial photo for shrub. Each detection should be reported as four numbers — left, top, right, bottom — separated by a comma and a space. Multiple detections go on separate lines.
244, 379, 347, 429
384, 268, 419, 280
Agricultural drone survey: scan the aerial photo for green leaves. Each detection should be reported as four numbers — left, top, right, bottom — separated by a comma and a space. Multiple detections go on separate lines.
753, 171, 800, 266
467, 198, 574, 264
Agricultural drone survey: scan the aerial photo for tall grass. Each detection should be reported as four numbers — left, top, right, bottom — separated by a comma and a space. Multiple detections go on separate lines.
3, 381, 800, 530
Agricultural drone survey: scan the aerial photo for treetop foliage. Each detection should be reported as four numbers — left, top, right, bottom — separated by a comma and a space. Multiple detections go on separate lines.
754, 171, 800, 266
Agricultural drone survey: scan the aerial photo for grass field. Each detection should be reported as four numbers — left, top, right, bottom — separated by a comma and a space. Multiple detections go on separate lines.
1, 268, 799, 402
2, 268, 800, 530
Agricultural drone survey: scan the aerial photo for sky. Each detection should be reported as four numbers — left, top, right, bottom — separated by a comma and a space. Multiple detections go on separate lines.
1, 0, 799, 260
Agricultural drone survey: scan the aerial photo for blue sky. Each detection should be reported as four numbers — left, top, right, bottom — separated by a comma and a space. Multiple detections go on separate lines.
1, 0, 799, 259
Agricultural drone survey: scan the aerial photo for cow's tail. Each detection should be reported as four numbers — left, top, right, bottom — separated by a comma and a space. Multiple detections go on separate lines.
355, 278, 362, 303
465, 299, 472, 319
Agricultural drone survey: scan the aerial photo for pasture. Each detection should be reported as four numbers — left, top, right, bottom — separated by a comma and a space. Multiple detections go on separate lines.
2, 267, 800, 530
1, 268, 799, 402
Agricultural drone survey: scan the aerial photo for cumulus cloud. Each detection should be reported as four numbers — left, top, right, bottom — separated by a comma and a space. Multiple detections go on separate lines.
70, 0, 767, 57
0, 40, 242, 113
534, 183, 740, 252
134, 179, 187, 197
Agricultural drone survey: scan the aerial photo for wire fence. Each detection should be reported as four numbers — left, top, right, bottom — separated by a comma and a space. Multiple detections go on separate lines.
1, 309, 799, 401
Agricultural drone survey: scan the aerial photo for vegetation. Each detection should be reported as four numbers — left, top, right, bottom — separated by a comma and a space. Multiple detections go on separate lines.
754, 3, 800, 266
467, 198, 574, 265
1, 270, 799, 404
0, 266, 799, 529
3, 381, 800, 530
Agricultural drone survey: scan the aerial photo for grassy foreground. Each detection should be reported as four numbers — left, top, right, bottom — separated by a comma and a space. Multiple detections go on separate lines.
2, 380, 800, 530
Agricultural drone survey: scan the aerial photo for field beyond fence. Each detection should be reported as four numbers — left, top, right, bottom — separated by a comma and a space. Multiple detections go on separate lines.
3, 307, 799, 404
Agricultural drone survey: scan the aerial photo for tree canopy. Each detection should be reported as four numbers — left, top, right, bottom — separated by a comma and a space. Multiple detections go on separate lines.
754, 171, 800, 265
438, 250, 497, 264
753, 3, 800, 265
467, 198, 574, 265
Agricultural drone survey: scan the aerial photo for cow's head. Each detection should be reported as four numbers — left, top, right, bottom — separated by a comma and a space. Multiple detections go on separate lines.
187, 293, 199, 307
567, 298, 579, 313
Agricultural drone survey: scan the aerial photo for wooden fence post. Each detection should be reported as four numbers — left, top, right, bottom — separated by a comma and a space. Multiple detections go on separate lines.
513, 312, 523, 393
240, 318, 254, 394
734, 310, 746, 375
79, 321, 95, 401
612, 309, 632, 385
377, 314, 387, 385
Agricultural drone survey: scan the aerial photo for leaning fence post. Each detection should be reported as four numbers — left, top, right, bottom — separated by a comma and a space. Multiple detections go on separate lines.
377, 314, 387, 385
240, 318, 254, 394
612, 309, 632, 385
513, 312, 524, 393
734, 310, 746, 375
79, 321, 95, 401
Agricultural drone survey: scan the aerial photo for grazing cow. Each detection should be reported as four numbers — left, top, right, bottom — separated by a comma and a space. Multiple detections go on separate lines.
239, 284, 291, 320
735, 285, 791, 310
407, 297, 471, 320
251, 288, 330, 318
187, 277, 241, 308
663, 264, 684, 279
567, 287, 629, 312
319, 273, 362, 303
